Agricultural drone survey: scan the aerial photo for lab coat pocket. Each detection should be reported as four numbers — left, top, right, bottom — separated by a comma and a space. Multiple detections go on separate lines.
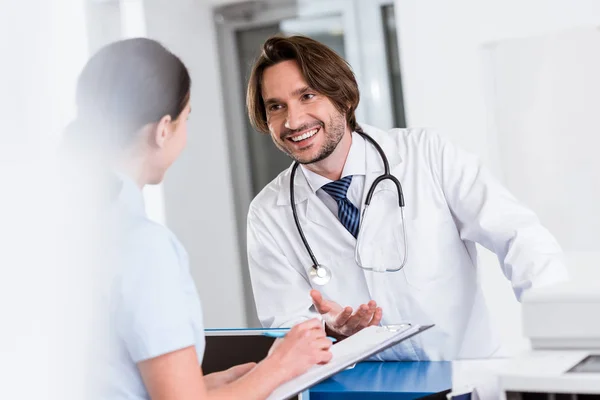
401, 209, 459, 289
356, 188, 407, 273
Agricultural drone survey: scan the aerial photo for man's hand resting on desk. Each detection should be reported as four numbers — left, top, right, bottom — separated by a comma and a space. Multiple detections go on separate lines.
310, 290, 382, 341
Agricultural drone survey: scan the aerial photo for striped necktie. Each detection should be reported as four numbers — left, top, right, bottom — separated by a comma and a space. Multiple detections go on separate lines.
321, 176, 360, 238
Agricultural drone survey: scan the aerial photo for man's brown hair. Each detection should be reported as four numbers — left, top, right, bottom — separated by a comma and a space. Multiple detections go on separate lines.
246, 35, 360, 134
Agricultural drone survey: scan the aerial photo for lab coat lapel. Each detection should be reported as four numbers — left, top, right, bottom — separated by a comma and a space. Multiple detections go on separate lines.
305, 191, 358, 247
305, 195, 358, 246
279, 163, 355, 244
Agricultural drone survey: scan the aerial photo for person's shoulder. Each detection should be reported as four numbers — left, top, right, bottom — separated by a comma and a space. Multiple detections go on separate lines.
360, 125, 453, 162
248, 163, 294, 216
361, 124, 444, 146
117, 215, 187, 269
128, 217, 179, 246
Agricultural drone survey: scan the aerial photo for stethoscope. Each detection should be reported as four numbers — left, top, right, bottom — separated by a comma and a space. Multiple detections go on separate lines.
290, 131, 408, 286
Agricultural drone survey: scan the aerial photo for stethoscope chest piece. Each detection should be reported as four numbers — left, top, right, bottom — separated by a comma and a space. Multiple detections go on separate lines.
309, 264, 332, 286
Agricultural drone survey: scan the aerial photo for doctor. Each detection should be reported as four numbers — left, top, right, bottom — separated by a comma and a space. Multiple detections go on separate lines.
245, 35, 569, 360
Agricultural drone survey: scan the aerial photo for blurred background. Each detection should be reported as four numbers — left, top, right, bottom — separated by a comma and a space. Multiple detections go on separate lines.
2, 1, 599, 396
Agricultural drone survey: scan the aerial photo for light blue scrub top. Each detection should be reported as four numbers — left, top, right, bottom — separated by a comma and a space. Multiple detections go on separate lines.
102, 174, 205, 399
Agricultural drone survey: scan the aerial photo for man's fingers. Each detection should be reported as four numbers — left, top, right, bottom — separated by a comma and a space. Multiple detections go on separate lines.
343, 304, 371, 331
310, 289, 322, 303
310, 290, 331, 314
368, 307, 383, 326
367, 300, 377, 311
357, 305, 375, 329
333, 306, 353, 327
312, 294, 380, 335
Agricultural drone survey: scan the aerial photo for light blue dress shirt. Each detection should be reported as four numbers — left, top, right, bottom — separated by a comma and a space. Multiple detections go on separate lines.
101, 173, 205, 399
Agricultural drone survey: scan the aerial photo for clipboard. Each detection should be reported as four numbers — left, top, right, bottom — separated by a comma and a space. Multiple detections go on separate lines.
266, 323, 434, 400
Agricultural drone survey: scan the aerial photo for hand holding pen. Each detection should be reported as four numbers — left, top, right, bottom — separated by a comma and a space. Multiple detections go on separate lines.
261, 319, 333, 383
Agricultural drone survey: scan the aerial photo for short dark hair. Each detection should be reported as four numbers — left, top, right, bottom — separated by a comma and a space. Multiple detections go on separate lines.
247, 35, 360, 134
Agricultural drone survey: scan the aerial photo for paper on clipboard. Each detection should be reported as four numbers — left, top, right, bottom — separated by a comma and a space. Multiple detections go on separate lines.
266, 323, 433, 400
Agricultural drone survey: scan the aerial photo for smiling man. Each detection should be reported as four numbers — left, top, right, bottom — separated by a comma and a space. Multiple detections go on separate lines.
244, 35, 568, 360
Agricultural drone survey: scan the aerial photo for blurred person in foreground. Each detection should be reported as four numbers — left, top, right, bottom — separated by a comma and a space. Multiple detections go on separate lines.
62, 37, 332, 400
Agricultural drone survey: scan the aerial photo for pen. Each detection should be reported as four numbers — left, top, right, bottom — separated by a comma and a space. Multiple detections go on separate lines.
262, 331, 337, 342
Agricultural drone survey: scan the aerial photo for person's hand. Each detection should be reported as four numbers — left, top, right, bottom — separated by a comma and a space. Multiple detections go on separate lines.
266, 319, 333, 382
310, 289, 382, 340
203, 362, 256, 390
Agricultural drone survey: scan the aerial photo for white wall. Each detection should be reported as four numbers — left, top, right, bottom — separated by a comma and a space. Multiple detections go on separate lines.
84, 1, 122, 54
488, 27, 600, 282
394, 0, 600, 352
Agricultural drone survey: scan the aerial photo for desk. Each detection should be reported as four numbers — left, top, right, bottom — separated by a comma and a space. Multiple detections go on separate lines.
308, 361, 452, 400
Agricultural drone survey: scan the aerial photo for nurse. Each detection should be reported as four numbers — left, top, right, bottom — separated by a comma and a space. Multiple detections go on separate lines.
245, 35, 569, 360
65, 38, 331, 399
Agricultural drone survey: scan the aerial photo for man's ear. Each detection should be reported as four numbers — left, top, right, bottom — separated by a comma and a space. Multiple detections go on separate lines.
153, 115, 172, 148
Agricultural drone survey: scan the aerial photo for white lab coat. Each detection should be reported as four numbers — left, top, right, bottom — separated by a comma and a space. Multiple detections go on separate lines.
247, 125, 568, 361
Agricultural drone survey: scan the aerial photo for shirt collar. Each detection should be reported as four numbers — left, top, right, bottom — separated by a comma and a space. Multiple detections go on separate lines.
300, 131, 367, 193
115, 171, 146, 216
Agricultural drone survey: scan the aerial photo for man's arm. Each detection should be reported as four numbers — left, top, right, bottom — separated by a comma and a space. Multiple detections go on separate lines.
431, 131, 569, 300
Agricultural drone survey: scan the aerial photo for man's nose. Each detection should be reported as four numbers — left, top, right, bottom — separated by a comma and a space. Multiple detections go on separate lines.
284, 104, 306, 130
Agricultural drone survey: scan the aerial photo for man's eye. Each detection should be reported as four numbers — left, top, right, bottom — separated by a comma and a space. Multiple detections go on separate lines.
302, 93, 315, 100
